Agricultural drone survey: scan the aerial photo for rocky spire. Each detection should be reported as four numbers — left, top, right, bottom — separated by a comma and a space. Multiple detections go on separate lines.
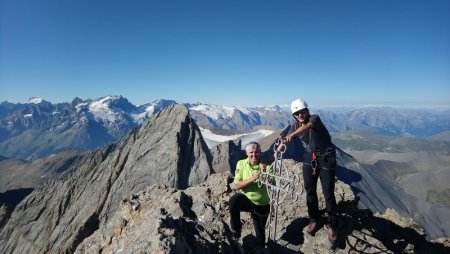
0, 104, 213, 254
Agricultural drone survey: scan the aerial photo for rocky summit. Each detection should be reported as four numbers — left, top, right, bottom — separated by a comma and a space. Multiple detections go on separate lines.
0, 104, 449, 254
75, 160, 449, 254
0, 104, 212, 254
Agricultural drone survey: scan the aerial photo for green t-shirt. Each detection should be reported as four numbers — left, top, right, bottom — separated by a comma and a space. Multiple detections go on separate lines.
234, 158, 273, 206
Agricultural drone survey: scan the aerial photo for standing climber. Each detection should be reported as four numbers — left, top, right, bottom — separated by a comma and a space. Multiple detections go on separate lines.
277, 98, 338, 245
229, 141, 273, 248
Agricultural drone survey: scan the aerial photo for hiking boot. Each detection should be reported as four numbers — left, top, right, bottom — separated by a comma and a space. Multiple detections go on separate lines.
327, 227, 337, 244
306, 222, 318, 235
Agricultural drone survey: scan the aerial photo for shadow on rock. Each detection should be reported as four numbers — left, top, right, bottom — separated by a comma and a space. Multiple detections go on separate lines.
0, 188, 34, 228
333, 200, 450, 254
280, 217, 309, 245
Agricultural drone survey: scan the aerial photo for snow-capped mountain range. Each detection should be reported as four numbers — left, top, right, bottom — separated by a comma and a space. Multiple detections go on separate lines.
1, 95, 449, 160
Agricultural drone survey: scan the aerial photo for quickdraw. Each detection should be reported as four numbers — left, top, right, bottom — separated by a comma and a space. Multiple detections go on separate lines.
256, 138, 304, 244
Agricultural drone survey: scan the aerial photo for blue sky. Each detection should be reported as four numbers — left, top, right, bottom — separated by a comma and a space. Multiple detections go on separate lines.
1, 0, 449, 107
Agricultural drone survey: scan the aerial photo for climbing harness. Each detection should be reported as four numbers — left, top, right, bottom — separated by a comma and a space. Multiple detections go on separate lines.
256, 138, 304, 243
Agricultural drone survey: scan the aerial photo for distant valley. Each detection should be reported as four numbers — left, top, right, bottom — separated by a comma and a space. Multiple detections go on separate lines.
332, 132, 450, 209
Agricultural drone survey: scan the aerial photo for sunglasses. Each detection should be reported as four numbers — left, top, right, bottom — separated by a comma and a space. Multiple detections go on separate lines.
293, 109, 308, 117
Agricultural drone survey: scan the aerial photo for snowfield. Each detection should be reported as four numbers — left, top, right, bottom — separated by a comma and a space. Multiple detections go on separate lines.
199, 127, 274, 148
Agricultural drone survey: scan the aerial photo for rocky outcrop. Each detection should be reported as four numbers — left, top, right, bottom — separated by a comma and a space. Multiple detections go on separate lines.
0, 104, 213, 254
209, 140, 244, 174
75, 160, 450, 254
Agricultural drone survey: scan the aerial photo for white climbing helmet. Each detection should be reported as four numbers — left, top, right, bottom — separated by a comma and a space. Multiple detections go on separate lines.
290, 99, 308, 114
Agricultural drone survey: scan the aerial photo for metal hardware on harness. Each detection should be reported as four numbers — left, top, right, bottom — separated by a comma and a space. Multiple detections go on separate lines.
256, 138, 304, 243
311, 151, 318, 175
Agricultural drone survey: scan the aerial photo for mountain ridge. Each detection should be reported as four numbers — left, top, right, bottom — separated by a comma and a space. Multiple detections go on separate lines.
1, 95, 449, 160
0, 104, 213, 253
